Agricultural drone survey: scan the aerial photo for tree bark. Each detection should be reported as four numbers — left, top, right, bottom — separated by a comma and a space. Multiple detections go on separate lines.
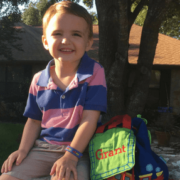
96, 0, 173, 122
127, 0, 172, 117
95, 0, 129, 122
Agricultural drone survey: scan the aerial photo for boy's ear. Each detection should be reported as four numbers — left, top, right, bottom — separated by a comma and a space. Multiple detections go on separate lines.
85, 38, 93, 52
42, 35, 49, 50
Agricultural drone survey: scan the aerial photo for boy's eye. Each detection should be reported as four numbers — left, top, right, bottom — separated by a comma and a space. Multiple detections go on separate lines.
73, 33, 81, 37
53, 33, 62, 36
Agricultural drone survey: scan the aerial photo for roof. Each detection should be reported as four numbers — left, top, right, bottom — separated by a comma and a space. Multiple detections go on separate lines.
128, 24, 180, 66
1, 23, 180, 66
0, 22, 51, 61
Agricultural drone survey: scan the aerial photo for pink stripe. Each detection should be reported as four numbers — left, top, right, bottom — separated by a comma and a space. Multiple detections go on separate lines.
47, 81, 58, 90
93, 62, 102, 71
29, 86, 46, 96
29, 72, 42, 96
86, 64, 106, 87
38, 86, 46, 91
41, 105, 83, 129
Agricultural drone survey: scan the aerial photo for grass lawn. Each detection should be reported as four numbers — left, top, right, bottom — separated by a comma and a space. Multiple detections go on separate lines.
0, 123, 24, 171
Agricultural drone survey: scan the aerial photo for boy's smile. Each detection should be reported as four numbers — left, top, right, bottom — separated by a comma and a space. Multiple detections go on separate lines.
42, 13, 93, 65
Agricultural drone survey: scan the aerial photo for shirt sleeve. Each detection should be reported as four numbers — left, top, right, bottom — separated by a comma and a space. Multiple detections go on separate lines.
84, 65, 107, 113
23, 74, 42, 120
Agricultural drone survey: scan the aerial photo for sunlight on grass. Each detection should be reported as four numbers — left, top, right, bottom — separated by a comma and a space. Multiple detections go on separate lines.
0, 123, 24, 169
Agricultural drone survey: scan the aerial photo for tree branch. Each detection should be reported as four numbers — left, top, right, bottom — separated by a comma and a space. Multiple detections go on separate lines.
128, 0, 148, 35
128, 0, 132, 12
133, 0, 148, 18
128, 0, 133, 23
126, 0, 173, 117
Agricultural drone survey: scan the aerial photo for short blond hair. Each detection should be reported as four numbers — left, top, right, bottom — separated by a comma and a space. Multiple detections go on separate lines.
43, 1, 93, 39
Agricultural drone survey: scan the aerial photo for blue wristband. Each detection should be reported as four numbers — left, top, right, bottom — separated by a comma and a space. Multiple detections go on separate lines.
65, 146, 83, 158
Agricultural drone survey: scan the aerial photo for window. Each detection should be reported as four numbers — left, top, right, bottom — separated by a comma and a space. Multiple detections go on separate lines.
128, 70, 161, 88
149, 70, 160, 88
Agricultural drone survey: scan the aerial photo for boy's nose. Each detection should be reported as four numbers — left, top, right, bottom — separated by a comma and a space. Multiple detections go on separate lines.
62, 37, 70, 44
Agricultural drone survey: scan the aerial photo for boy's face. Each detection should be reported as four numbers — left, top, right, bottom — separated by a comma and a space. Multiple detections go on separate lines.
42, 13, 93, 64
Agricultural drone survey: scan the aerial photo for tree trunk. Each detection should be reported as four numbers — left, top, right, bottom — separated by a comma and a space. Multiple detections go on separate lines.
95, 0, 129, 122
96, 0, 172, 122
126, 0, 172, 117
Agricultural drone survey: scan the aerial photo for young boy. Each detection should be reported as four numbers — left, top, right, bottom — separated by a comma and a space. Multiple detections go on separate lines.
0, 1, 107, 180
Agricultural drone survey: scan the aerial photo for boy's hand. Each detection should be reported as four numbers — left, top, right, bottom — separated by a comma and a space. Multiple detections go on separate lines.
1, 149, 27, 173
50, 152, 78, 180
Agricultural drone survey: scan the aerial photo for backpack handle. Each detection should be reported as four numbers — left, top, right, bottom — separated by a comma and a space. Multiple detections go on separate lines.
96, 114, 131, 133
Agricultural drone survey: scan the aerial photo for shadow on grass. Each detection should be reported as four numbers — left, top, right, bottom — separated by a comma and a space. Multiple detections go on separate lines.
0, 123, 24, 175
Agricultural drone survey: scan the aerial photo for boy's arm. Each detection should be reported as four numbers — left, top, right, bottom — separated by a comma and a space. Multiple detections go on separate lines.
18, 118, 41, 153
50, 110, 100, 180
69, 110, 100, 153
1, 118, 41, 173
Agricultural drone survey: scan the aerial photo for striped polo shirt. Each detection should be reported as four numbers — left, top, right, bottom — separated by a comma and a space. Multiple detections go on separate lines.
23, 53, 107, 145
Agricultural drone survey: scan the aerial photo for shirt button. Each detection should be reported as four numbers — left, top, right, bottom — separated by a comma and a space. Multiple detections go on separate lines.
61, 95, 65, 99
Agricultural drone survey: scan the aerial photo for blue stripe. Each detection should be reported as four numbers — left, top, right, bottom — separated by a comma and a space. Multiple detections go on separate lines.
40, 125, 79, 142
36, 89, 61, 111
36, 84, 106, 112
36, 84, 84, 111
23, 94, 42, 120
85, 85, 107, 108
77, 52, 95, 82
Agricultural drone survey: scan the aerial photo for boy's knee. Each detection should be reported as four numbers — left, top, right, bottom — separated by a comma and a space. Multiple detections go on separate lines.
0, 174, 20, 180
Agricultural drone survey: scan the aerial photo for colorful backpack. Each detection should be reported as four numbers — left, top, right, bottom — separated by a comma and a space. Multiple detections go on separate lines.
89, 114, 136, 180
132, 116, 169, 180
89, 114, 169, 180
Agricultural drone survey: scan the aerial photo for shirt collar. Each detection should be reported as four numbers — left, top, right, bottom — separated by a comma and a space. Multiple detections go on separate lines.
37, 60, 54, 87
37, 52, 95, 87
77, 52, 94, 82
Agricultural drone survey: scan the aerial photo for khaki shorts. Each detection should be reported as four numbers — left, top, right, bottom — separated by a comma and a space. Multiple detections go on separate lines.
4, 140, 90, 180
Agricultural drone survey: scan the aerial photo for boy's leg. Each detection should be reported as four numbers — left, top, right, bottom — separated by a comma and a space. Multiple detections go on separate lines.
1, 149, 62, 180
1, 141, 90, 180
0, 174, 51, 180
0, 174, 21, 180
1, 153, 90, 180
2, 140, 66, 180
76, 153, 90, 180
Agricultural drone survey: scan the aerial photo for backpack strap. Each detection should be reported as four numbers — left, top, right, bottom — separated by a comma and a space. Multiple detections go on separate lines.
96, 114, 131, 133
122, 172, 126, 180
122, 114, 131, 129
132, 167, 135, 180
95, 115, 120, 133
